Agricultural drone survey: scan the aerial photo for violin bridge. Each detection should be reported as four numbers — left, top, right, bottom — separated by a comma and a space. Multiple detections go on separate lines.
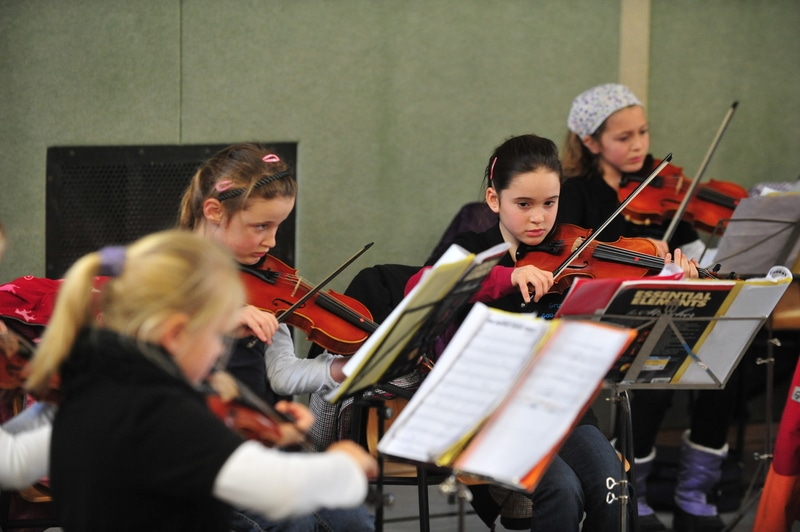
291, 278, 301, 297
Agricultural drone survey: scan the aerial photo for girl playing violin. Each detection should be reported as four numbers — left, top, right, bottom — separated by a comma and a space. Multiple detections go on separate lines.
561, 83, 705, 259
407, 134, 698, 531
23, 230, 377, 531
177, 143, 376, 531
561, 83, 728, 532
178, 144, 350, 405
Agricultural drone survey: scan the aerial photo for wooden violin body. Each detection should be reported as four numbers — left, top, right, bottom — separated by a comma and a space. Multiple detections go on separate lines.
206, 393, 283, 445
618, 160, 748, 234
517, 224, 659, 294
240, 255, 377, 355
204, 371, 296, 447
516, 224, 719, 294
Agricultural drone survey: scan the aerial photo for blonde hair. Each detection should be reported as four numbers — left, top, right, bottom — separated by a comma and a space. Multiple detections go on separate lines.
25, 230, 245, 395
178, 143, 298, 231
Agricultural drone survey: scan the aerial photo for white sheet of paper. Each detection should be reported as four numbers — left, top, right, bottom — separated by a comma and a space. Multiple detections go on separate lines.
454, 320, 633, 487
377, 303, 548, 463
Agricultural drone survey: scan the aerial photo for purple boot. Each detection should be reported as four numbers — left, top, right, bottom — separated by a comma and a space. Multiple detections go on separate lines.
673, 430, 727, 532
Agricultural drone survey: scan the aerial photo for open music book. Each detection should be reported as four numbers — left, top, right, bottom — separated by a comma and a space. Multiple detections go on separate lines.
325, 241, 510, 403
556, 266, 793, 388
376, 303, 637, 492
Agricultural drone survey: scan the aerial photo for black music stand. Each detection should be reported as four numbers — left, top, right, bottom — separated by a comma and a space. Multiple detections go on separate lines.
326, 243, 509, 532
557, 272, 793, 531
704, 194, 800, 276
698, 193, 800, 530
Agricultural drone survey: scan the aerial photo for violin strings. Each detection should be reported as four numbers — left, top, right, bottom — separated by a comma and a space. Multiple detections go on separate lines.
266, 271, 378, 327
591, 243, 715, 278
592, 243, 664, 271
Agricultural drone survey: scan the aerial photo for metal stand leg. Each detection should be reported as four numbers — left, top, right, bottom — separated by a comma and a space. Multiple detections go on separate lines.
721, 326, 779, 531
438, 475, 473, 532
609, 386, 633, 532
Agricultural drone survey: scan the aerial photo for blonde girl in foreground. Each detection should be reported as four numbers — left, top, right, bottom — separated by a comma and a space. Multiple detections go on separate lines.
25, 230, 376, 531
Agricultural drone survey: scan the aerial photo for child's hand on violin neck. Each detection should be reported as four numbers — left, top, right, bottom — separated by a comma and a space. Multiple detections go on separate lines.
327, 440, 379, 479
666, 248, 700, 279
235, 305, 279, 344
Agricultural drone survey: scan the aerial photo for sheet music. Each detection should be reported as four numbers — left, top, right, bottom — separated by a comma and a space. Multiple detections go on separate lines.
679, 265, 793, 384
377, 304, 548, 463
454, 320, 634, 488
558, 266, 793, 389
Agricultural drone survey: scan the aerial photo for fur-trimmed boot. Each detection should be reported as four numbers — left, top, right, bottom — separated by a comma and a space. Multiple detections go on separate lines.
673, 430, 727, 532
634, 448, 667, 532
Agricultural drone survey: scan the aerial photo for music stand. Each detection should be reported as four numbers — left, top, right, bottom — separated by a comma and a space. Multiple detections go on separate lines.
556, 271, 793, 531
326, 243, 509, 532
705, 194, 800, 277
698, 193, 800, 530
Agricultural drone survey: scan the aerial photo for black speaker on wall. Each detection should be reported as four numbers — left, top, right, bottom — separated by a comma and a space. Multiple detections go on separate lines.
46, 143, 297, 279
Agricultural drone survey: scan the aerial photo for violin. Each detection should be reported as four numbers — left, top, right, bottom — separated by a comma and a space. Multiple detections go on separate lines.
618, 159, 748, 234
516, 224, 721, 295
240, 255, 378, 355
204, 371, 297, 447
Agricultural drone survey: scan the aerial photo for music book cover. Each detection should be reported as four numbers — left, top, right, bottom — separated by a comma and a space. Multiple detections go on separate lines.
376, 303, 636, 492
325, 241, 510, 403
556, 266, 793, 388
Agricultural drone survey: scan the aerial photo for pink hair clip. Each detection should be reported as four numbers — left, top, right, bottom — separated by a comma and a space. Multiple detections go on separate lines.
215, 180, 234, 193
489, 156, 498, 183
262, 154, 281, 163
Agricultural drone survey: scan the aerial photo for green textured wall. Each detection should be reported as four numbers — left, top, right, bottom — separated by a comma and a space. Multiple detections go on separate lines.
2, 0, 799, 292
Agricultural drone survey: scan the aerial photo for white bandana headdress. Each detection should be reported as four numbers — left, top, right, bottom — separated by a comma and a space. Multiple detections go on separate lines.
567, 83, 642, 138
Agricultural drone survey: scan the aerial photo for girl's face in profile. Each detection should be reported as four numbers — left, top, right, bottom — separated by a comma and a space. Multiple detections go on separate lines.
486, 168, 560, 249
212, 196, 295, 265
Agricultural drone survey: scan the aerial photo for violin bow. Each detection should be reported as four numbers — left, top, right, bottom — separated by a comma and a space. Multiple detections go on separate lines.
553, 155, 675, 279
276, 242, 374, 324
662, 101, 739, 242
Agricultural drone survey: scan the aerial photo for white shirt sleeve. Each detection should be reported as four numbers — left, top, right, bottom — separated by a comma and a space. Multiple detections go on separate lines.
263, 324, 339, 396
0, 422, 51, 489
212, 440, 368, 520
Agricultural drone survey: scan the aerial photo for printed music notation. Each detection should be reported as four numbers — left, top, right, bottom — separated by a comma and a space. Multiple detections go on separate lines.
377, 303, 636, 492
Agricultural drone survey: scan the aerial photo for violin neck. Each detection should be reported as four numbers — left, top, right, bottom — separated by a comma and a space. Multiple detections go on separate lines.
315, 292, 378, 333
592, 243, 663, 272
592, 243, 716, 278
